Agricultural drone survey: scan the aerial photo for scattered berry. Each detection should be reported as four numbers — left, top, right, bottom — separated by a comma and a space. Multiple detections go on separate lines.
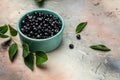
20, 11, 62, 39
69, 44, 74, 49
76, 34, 81, 40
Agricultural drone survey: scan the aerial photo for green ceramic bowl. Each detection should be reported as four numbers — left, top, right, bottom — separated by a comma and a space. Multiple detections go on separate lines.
17, 9, 64, 52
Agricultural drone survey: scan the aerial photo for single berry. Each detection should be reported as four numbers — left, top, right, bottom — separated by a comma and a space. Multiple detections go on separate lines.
35, 23, 39, 26
22, 20, 26, 24
69, 44, 74, 49
37, 30, 41, 33
49, 14, 53, 18
33, 27, 37, 32
44, 32, 48, 36
76, 34, 81, 40
54, 29, 59, 33
28, 16, 32, 19
44, 28, 48, 32
30, 31, 33, 35
34, 33, 38, 36
37, 17, 42, 21
36, 35, 40, 39
34, 11, 39, 15
21, 28, 25, 33
27, 34, 31, 37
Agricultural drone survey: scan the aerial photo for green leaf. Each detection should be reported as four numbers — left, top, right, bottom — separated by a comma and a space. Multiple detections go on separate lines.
0, 24, 8, 34
24, 53, 34, 71
35, 51, 48, 65
22, 43, 30, 58
8, 25, 17, 36
90, 44, 111, 51
35, 0, 43, 3
76, 22, 87, 33
9, 43, 18, 61
0, 33, 9, 38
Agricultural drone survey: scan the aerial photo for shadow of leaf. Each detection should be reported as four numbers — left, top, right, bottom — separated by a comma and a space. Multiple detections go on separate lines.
37, 64, 48, 70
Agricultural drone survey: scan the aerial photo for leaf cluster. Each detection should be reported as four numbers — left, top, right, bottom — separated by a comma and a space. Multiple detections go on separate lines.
0, 24, 48, 70
23, 43, 48, 70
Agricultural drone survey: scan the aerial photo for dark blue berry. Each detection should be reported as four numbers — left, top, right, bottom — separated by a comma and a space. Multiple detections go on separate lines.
69, 44, 74, 49
34, 33, 38, 36
76, 34, 81, 40
50, 32, 54, 36
20, 11, 62, 39
26, 23, 30, 27
55, 29, 59, 33
44, 28, 48, 32
37, 17, 42, 21
21, 28, 25, 33
38, 25, 41, 29
35, 23, 39, 26
34, 28, 37, 32
44, 32, 48, 36
30, 31, 33, 35
22, 20, 26, 24
37, 30, 41, 33
34, 11, 39, 15
27, 34, 31, 37
39, 12, 44, 16
49, 14, 53, 18
28, 16, 32, 19
36, 35, 40, 39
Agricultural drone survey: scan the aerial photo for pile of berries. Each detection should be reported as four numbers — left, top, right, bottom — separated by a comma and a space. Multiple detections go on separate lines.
20, 11, 62, 39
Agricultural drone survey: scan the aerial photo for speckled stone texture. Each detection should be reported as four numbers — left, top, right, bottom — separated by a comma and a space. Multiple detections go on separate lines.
0, 0, 120, 80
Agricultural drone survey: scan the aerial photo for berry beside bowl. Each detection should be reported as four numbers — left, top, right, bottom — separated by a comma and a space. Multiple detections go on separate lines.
17, 9, 64, 52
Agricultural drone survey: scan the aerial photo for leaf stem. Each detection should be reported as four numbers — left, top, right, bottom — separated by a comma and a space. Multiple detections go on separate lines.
6, 24, 21, 47
10, 37, 22, 47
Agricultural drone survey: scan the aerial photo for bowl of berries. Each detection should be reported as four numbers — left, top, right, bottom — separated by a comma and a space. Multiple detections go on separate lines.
17, 9, 64, 52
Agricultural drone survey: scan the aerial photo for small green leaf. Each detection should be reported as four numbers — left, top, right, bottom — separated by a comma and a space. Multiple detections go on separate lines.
35, 51, 48, 65
0, 33, 9, 38
22, 43, 30, 58
90, 44, 111, 51
35, 0, 43, 3
9, 43, 18, 61
0, 24, 8, 34
8, 25, 17, 36
76, 22, 87, 33
24, 53, 34, 71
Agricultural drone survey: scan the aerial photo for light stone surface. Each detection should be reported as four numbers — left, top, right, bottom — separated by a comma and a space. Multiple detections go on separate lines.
0, 0, 120, 80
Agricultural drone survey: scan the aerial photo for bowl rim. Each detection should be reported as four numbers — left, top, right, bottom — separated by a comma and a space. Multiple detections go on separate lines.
17, 8, 64, 41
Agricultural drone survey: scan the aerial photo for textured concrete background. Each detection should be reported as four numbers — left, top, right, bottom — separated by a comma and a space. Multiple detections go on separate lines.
0, 0, 120, 80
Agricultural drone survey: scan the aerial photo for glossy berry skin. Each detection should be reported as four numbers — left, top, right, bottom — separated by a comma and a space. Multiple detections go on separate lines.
76, 34, 81, 40
69, 44, 74, 49
20, 11, 62, 39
